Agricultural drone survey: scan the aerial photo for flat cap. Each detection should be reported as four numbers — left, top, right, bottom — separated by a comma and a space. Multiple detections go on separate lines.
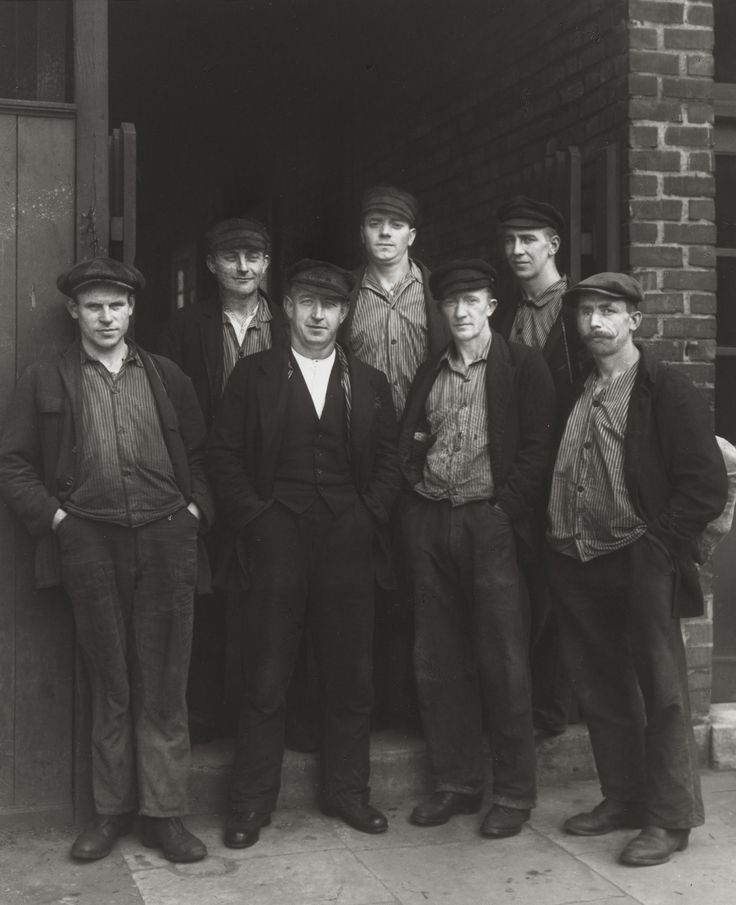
563, 272, 644, 308
361, 185, 420, 227
57, 257, 145, 297
497, 195, 565, 234
286, 259, 355, 301
430, 259, 498, 300
205, 217, 270, 254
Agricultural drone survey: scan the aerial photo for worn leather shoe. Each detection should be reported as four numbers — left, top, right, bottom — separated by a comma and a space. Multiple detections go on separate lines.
71, 813, 134, 861
410, 791, 483, 827
480, 805, 530, 838
563, 798, 644, 836
223, 811, 272, 849
619, 826, 689, 866
140, 816, 207, 863
322, 796, 388, 834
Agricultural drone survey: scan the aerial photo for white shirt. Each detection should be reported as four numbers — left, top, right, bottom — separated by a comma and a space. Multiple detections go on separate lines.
292, 347, 336, 418
224, 309, 256, 346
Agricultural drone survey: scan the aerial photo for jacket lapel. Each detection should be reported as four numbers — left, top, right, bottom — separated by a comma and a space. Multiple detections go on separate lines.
199, 299, 223, 401
486, 334, 512, 473
257, 349, 290, 469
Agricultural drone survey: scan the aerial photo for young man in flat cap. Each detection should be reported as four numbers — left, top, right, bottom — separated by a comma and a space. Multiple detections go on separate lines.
160, 217, 288, 744
341, 185, 447, 727
400, 260, 554, 839
0, 258, 214, 863
207, 259, 400, 847
495, 194, 584, 740
547, 273, 727, 866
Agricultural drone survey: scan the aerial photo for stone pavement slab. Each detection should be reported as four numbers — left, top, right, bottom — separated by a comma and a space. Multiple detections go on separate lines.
2, 772, 736, 905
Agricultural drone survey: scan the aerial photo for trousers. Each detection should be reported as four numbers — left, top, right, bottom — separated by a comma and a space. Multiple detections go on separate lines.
403, 496, 536, 809
57, 507, 198, 816
546, 534, 704, 828
230, 497, 376, 813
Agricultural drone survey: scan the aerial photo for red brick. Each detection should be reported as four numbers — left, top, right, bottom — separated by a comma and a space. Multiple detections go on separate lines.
642, 292, 685, 313
630, 50, 681, 75
689, 150, 713, 172
662, 76, 713, 99
686, 102, 714, 124
690, 292, 716, 314
629, 174, 660, 196
629, 245, 683, 267
663, 174, 714, 196
662, 269, 717, 291
630, 124, 661, 148
664, 124, 711, 147
681, 618, 713, 646
630, 98, 684, 122
637, 315, 660, 338
630, 199, 683, 220
634, 269, 659, 291
643, 338, 686, 361
629, 26, 659, 49
663, 222, 717, 243
663, 27, 714, 51
688, 246, 716, 268
687, 53, 714, 77
686, 4, 714, 27
629, 221, 660, 243
630, 0, 684, 24
663, 316, 716, 339
629, 73, 660, 96
629, 148, 682, 171
683, 338, 717, 361
685, 645, 713, 668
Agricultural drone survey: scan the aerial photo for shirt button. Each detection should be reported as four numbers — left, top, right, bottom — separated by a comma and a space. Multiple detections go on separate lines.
583, 441, 592, 450
575, 532, 582, 539
592, 399, 601, 407
391, 339, 397, 345
577, 485, 584, 493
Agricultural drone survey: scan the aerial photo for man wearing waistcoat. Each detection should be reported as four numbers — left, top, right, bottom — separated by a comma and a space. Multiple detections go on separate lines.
0, 258, 214, 863
493, 196, 584, 740
547, 273, 727, 866
207, 259, 401, 848
159, 218, 289, 744
401, 260, 554, 839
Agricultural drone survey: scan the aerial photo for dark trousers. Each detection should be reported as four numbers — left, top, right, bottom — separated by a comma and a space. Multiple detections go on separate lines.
403, 497, 536, 809
57, 508, 198, 816
547, 535, 704, 829
230, 498, 376, 814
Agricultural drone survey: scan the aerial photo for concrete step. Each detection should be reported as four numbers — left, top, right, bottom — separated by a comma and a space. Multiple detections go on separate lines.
188, 724, 601, 814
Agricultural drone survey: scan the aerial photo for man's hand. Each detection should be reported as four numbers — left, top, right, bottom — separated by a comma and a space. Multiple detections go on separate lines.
51, 508, 67, 531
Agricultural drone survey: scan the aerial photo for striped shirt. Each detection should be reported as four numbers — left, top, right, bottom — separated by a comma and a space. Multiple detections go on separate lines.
348, 260, 428, 414
415, 336, 494, 505
65, 345, 185, 526
222, 295, 273, 391
547, 360, 646, 560
511, 276, 567, 350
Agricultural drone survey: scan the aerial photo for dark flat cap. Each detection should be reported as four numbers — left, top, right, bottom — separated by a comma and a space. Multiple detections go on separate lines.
205, 217, 270, 254
287, 259, 355, 301
497, 195, 565, 234
57, 257, 145, 297
563, 272, 644, 308
430, 259, 498, 300
361, 185, 420, 226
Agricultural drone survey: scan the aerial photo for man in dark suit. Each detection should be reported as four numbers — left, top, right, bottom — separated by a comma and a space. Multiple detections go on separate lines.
547, 273, 727, 866
493, 196, 584, 739
0, 258, 214, 864
160, 217, 289, 743
401, 260, 554, 839
207, 259, 401, 848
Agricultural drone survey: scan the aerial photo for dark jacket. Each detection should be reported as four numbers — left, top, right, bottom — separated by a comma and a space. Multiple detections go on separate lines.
399, 332, 556, 559
159, 292, 289, 428
493, 283, 585, 416
0, 339, 215, 591
206, 344, 401, 586
560, 347, 728, 617
340, 259, 449, 358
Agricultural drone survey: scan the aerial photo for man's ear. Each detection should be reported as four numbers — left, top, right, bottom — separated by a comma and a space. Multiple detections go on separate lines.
487, 296, 498, 317
407, 227, 417, 247
66, 298, 79, 320
548, 234, 561, 256
338, 301, 349, 325
629, 309, 643, 332
262, 254, 271, 274
283, 294, 294, 318
206, 254, 216, 275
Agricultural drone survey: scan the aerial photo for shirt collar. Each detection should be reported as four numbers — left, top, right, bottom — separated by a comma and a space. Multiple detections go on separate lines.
362, 259, 421, 294
80, 341, 141, 367
521, 275, 568, 308
437, 334, 492, 371
221, 294, 271, 325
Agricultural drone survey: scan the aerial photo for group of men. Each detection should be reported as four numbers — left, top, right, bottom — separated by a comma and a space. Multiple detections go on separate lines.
0, 186, 727, 870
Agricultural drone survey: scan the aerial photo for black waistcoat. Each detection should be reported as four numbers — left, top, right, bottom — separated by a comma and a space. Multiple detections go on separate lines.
273, 360, 355, 516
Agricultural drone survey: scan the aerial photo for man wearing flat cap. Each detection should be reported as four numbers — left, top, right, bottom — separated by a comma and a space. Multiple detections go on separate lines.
207, 259, 400, 847
547, 273, 727, 866
400, 259, 554, 839
159, 216, 288, 744
494, 194, 584, 741
0, 258, 215, 864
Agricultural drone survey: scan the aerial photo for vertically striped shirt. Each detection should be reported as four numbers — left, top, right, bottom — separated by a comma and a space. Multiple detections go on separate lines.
222, 295, 273, 391
415, 337, 494, 505
65, 346, 185, 526
510, 276, 567, 350
348, 260, 428, 415
547, 359, 646, 560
